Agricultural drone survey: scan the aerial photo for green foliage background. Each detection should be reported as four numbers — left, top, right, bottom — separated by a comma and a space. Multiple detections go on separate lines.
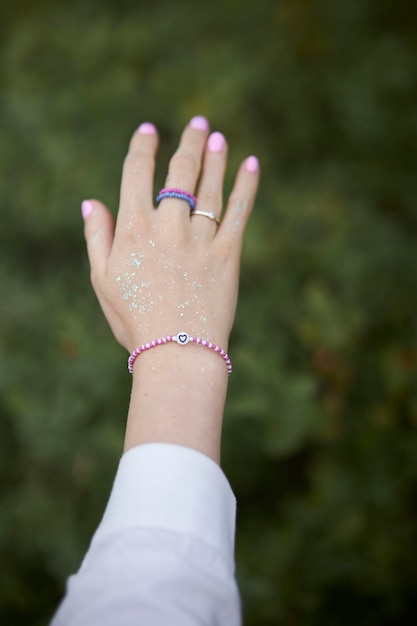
1, 0, 416, 623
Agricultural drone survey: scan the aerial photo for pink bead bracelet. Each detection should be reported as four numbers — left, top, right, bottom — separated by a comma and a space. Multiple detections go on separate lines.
128, 332, 232, 375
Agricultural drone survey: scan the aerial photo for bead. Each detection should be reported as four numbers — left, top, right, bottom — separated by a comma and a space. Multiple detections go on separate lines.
176, 332, 190, 346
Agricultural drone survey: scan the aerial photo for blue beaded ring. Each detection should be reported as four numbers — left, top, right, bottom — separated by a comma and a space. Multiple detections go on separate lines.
156, 188, 197, 211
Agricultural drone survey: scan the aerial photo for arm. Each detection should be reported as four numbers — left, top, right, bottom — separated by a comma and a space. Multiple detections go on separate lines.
51, 116, 259, 625
83, 117, 258, 462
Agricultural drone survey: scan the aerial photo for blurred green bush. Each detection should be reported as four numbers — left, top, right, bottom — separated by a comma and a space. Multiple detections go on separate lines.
1, 0, 416, 624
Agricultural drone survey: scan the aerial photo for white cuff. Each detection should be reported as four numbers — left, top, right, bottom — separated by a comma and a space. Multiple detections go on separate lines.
90, 443, 237, 574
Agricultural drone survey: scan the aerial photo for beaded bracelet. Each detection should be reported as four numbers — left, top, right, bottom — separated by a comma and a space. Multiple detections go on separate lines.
128, 332, 232, 375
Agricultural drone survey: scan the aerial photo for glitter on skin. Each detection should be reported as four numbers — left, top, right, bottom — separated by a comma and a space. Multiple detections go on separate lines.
232, 199, 247, 232
111, 232, 219, 338
112, 246, 153, 316
130, 252, 144, 268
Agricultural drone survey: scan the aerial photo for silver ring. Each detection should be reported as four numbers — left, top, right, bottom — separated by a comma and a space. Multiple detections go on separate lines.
191, 210, 220, 226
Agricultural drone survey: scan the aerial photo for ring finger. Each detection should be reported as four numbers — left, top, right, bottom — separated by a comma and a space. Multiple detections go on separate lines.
157, 116, 210, 221
192, 131, 227, 237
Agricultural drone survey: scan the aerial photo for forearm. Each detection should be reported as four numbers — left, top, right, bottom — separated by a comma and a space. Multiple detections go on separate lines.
124, 343, 229, 463
51, 444, 240, 626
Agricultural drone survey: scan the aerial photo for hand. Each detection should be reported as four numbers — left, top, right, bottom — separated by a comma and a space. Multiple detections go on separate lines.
81, 116, 259, 355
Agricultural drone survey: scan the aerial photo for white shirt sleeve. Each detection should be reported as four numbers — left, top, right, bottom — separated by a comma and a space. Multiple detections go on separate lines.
50, 443, 241, 626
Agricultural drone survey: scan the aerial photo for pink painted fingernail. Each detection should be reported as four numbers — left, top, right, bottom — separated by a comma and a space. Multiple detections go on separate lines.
189, 115, 209, 131
245, 155, 259, 173
137, 122, 157, 134
81, 200, 93, 219
208, 132, 226, 152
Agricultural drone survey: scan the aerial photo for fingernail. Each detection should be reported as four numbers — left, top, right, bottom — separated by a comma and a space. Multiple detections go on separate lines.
245, 155, 259, 173
137, 122, 157, 134
208, 132, 226, 152
81, 200, 93, 219
189, 115, 209, 131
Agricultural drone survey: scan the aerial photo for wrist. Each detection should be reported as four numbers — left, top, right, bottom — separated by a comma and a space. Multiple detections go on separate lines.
124, 343, 229, 463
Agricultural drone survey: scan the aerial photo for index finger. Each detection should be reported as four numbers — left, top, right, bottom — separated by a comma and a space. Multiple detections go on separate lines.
217, 155, 260, 247
117, 122, 159, 231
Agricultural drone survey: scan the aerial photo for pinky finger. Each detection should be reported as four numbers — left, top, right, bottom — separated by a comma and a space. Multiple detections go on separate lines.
218, 155, 260, 244
82, 199, 115, 283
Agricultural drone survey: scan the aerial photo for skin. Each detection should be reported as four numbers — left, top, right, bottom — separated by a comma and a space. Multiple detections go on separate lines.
82, 117, 259, 464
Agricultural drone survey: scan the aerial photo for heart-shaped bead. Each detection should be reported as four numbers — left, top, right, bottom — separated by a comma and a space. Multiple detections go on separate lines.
176, 332, 190, 345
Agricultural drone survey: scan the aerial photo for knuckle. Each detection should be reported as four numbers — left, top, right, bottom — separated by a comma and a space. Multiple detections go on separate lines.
228, 192, 243, 209
124, 150, 154, 173
84, 222, 98, 245
169, 151, 198, 176
219, 237, 233, 256
198, 188, 221, 206
164, 218, 187, 241
215, 239, 233, 265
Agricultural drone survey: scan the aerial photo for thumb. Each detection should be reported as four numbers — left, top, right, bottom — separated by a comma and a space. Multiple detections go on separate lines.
81, 199, 115, 281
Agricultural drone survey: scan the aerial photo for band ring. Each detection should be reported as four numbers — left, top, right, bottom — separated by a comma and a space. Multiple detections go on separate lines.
156, 188, 197, 211
191, 210, 220, 226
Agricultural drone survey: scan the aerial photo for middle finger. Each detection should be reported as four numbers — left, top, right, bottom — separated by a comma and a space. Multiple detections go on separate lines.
157, 116, 210, 220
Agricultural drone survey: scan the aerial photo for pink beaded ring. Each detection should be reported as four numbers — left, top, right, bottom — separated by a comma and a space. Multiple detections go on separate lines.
128, 332, 232, 375
156, 188, 197, 211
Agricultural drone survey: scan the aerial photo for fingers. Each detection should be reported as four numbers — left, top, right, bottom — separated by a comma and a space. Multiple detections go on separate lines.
83, 119, 258, 278
81, 199, 115, 284
117, 122, 159, 228
191, 132, 228, 237
217, 155, 260, 247
158, 116, 210, 220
